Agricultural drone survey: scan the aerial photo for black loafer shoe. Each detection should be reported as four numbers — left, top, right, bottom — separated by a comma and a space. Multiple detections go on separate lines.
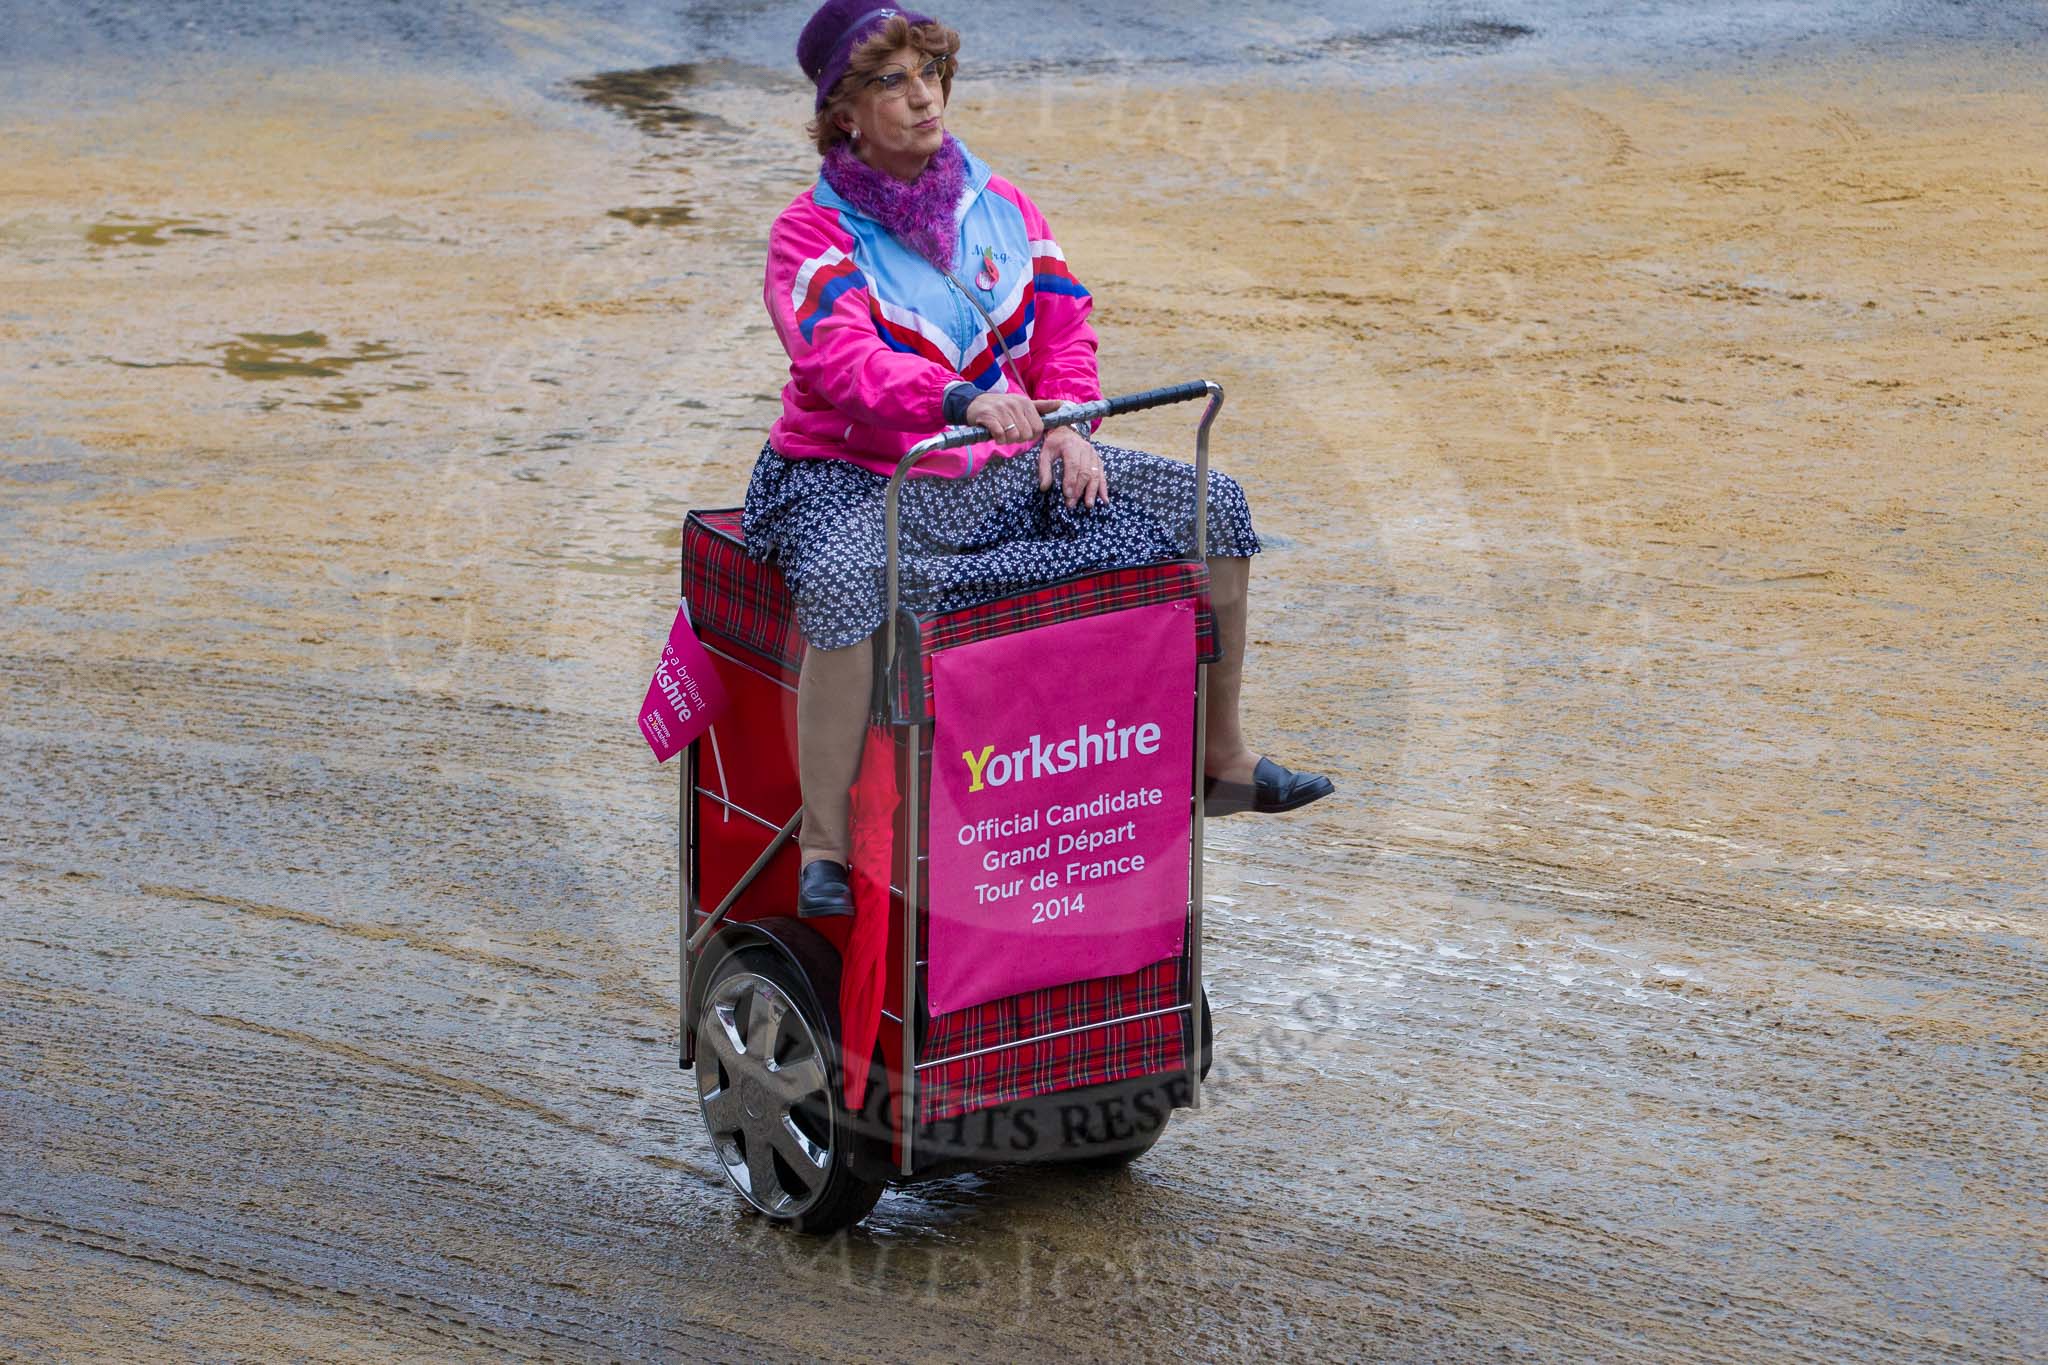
1204, 756, 1335, 818
797, 859, 855, 918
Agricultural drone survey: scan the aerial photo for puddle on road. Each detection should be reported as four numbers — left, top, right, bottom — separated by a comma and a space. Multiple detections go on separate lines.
86, 217, 228, 246
95, 331, 412, 378
212, 331, 411, 380
91, 331, 427, 412
569, 64, 741, 139
606, 205, 695, 228
1286, 19, 1537, 59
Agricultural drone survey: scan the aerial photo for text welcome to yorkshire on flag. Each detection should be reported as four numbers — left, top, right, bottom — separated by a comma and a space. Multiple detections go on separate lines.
639, 601, 727, 762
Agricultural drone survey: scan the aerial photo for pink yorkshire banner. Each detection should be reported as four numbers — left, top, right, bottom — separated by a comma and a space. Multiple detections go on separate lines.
639, 601, 727, 763
927, 600, 1194, 1015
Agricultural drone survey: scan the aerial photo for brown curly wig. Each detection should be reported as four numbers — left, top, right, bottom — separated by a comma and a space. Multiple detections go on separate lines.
807, 15, 961, 155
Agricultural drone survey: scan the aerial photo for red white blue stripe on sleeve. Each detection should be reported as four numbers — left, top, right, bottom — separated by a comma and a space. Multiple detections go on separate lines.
790, 247, 868, 343
868, 293, 964, 367
1029, 238, 1089, 297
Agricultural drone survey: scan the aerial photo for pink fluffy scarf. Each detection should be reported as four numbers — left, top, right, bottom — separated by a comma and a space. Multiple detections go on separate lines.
820, 132, 966, 272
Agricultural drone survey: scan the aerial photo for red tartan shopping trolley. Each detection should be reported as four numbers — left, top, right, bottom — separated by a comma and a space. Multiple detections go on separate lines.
678, 381, 1222, 1233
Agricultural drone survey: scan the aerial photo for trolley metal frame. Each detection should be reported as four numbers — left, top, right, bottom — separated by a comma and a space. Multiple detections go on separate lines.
679, 379, 1224, 1178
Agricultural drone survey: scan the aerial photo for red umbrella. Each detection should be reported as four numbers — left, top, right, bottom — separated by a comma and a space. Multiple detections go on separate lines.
839, 720, 898, 1110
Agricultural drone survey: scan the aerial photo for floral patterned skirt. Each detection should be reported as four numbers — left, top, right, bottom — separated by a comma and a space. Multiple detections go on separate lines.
741, 437, 1260, 651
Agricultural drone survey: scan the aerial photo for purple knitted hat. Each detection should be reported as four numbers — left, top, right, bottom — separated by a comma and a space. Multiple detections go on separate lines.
797, 2, 937, 112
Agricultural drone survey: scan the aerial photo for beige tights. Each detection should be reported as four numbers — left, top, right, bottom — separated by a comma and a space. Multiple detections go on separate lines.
796, 640, 873, 867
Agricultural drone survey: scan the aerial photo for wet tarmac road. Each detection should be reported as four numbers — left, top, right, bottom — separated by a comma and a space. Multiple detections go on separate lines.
3, 11, 2047, 1362
11, 0, 2048, 100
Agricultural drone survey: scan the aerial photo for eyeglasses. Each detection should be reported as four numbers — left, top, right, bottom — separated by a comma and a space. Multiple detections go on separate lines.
866, 55, 951, 99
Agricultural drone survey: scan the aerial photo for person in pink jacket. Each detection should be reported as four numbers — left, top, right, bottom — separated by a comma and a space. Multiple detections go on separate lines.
749, 2, 1334, 916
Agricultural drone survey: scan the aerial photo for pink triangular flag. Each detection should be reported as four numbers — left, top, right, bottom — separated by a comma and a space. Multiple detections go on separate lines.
638, 601, 727, 763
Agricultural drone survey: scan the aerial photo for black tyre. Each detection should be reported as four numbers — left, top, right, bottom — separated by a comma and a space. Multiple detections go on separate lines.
1068, 988, 1212, 1170
694, 946, 884, 1235
1066, 1112, 1169, 1170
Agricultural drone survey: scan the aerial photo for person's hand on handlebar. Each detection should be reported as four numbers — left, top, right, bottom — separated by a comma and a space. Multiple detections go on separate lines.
962, 393, 1105, 508
963, 392, 1049, 445
1040, 424, 1107, 510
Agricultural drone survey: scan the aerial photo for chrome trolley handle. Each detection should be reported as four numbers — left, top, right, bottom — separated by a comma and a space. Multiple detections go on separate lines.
883, 379, 1224, 673
881, 380, 1225, 1170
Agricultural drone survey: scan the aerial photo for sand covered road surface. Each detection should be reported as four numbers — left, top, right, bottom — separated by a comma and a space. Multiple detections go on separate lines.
3, 38, 2045, 1362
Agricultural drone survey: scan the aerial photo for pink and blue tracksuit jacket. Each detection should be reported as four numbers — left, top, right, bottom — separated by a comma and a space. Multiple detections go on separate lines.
764, 138, 1104, 480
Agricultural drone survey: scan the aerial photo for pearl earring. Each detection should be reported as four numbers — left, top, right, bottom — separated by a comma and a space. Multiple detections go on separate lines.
850, 127, 860, 139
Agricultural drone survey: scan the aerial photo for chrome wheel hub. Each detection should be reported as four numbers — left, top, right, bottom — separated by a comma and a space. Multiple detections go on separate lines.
695, 970, 834, 1218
